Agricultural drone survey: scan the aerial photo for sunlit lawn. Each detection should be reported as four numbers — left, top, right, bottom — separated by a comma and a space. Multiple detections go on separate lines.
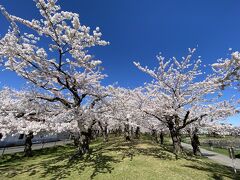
0, 136, 239, 180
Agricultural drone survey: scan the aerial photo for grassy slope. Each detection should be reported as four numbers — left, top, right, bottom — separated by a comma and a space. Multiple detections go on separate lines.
0, 136, 239, 180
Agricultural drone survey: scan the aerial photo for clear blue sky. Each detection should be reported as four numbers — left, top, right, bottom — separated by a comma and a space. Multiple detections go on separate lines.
0, 0, 240, 125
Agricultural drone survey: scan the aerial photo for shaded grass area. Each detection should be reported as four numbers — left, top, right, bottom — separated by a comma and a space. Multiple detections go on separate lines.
0, 136, 239, 180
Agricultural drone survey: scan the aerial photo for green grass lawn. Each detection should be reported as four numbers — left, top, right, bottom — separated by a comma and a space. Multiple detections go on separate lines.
0, 136, 239, 180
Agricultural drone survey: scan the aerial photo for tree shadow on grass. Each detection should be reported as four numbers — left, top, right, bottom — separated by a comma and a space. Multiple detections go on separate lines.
235, 153, 240, 159
104, 140, 175, 161
38, 146, 121, 180
143, 140, 204, 162
0, 145, 73, 165
184, 160, 240, 180
1, 138, 239, 179
0, 146, 75, 178
142, 140, 240, 179
1, 139, 175, 179
0, 144, 121, 179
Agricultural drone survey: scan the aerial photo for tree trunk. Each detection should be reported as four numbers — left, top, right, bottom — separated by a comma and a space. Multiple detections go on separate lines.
95, 130, 100, 138
130, 126, 134, 139
152, 129, 158, 143
24, 132, 34, 157
124, 123, 131, 141
77, 131, 90, 155
75, 121, 92, 156
170, 130, 182, 154
160, 132, 164, 145
118, 126, 122, 136
168, 122, 183, 154
135, 126, 140, 139
73, 135, 80, 146
189, 128, 201, 156
103, 124, 108, 142
98, 121, 108, 142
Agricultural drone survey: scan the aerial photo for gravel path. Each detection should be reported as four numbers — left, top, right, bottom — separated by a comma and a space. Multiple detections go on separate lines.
182, 142, 240, 169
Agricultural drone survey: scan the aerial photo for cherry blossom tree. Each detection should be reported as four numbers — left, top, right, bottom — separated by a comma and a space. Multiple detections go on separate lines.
134, 49, 236, 154
203, 122, 236, 137
105, 86, 146, 141
0, 87, 75, 156
212, 51, 240, 89
0, 0, 109, 155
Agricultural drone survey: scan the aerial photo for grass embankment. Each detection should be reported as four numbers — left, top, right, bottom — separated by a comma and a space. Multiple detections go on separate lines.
0, 136, 239, 180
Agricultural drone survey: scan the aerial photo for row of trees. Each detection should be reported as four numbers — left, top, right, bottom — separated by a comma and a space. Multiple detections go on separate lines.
0, 0, 239, 157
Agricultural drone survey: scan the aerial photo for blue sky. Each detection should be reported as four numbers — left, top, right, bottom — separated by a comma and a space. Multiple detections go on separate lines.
0, 0, 240, 125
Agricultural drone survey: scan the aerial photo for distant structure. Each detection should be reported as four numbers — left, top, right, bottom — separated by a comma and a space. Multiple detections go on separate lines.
0, 132, 69, 148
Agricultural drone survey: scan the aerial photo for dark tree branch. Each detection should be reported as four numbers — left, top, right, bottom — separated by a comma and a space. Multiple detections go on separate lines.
182, 111, 190, 127
178, 114, 207, 130
143, 110, 165, 123
36, 95, 72, 108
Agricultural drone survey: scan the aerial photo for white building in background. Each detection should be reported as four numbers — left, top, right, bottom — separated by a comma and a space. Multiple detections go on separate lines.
0, 132, 70, 148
